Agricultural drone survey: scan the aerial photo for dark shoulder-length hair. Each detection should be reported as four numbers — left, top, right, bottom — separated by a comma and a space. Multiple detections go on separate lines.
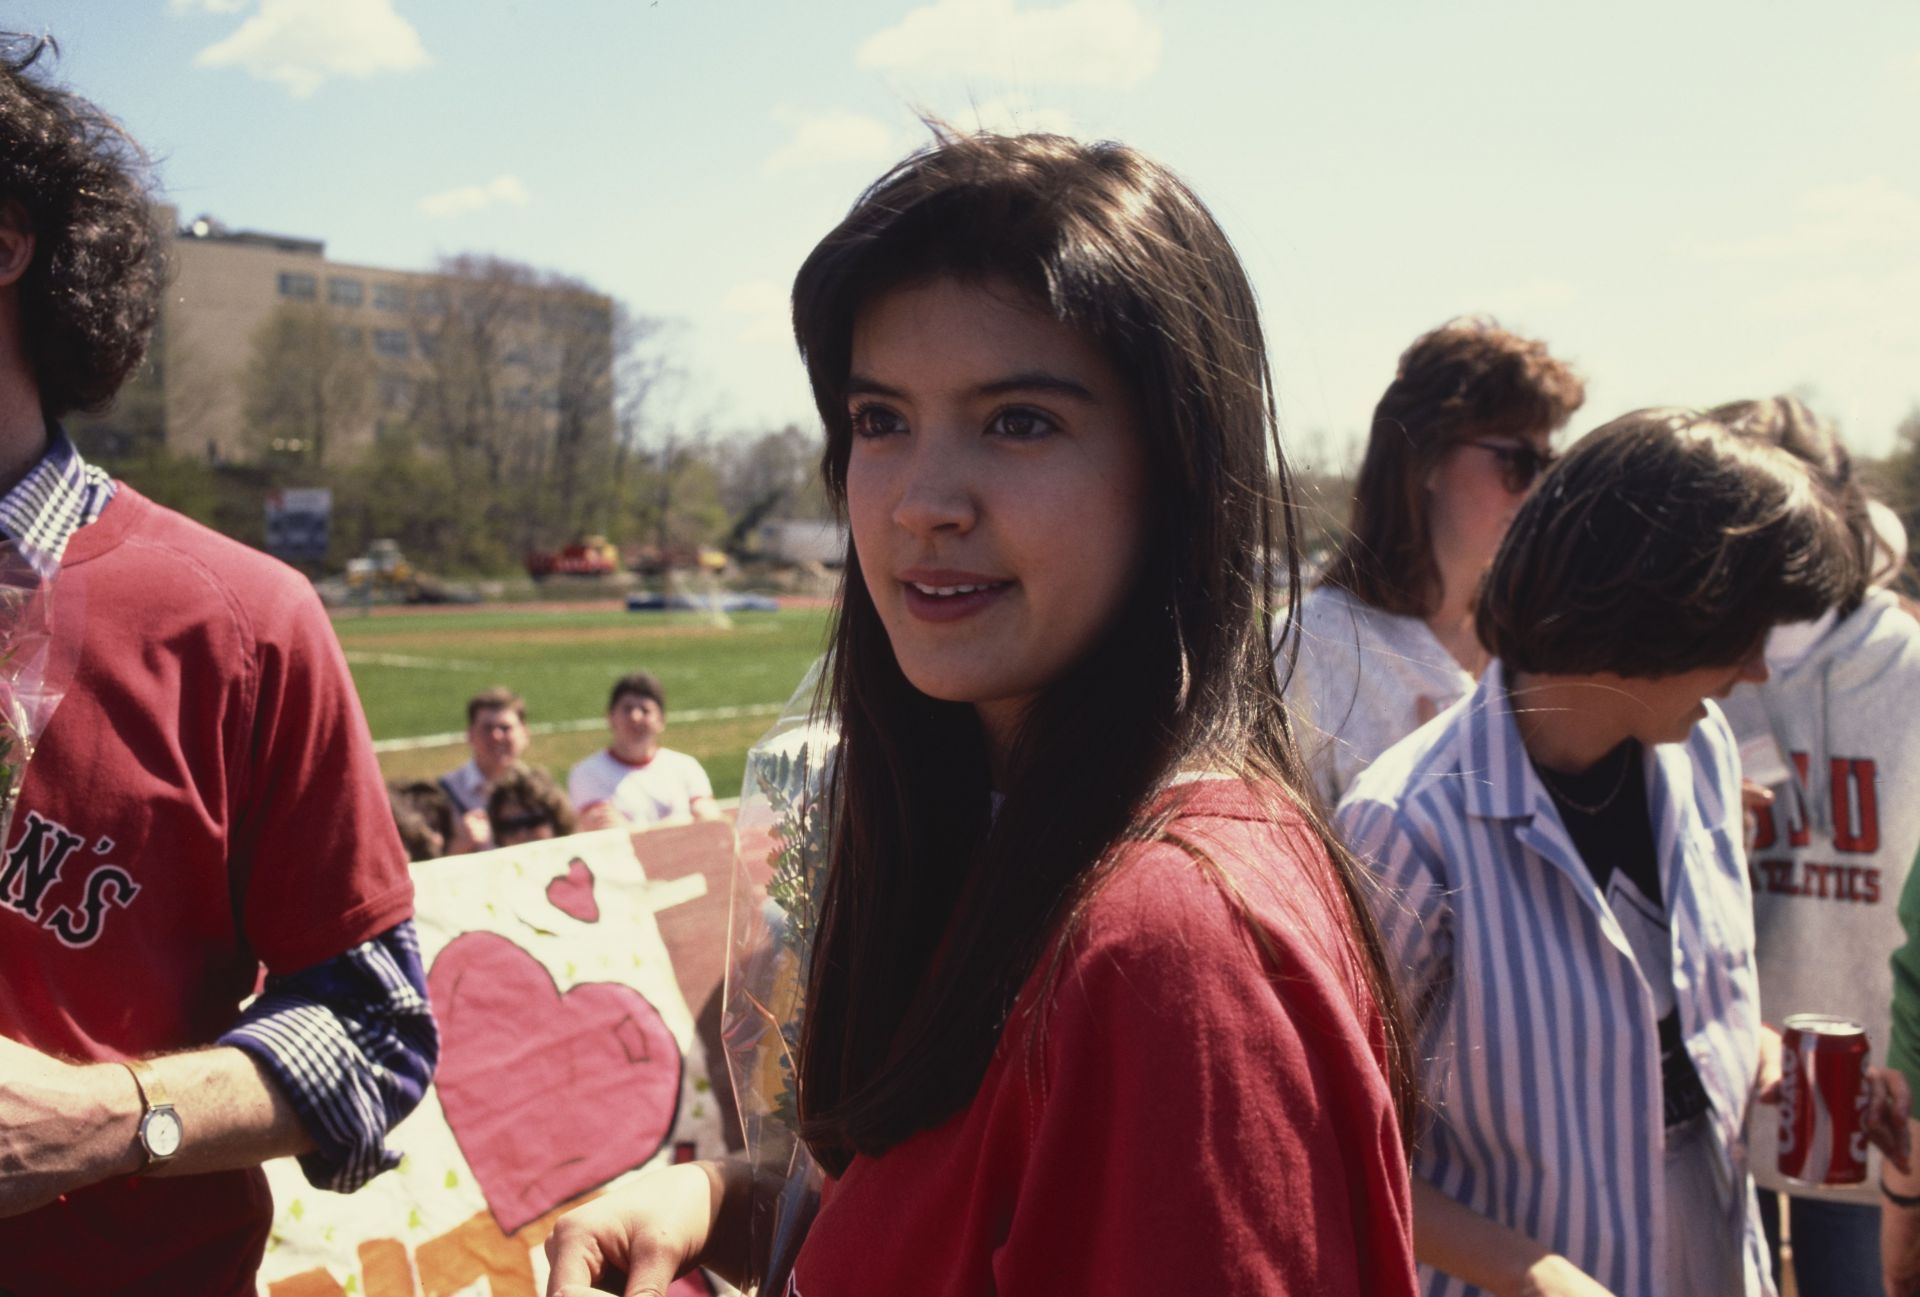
1478, 407, 1858, 677
0, 34, 164, 419
790, 129, 1415, 1171
1710, 395, 1877, 616
1320, 316, 1585, 616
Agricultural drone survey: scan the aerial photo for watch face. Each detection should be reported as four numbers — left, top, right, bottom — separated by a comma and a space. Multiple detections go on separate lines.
143, 1108, 183, 1159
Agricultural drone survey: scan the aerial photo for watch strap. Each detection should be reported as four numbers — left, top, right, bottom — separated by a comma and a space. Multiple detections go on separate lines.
123, 1056, 171, 1111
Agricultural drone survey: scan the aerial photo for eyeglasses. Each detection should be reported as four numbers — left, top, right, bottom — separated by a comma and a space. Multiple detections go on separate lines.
1459, 439, 1557, 494
493, 809, 551, 833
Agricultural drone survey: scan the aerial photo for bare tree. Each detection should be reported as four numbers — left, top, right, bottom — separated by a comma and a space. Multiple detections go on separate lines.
241, 302, 374, 466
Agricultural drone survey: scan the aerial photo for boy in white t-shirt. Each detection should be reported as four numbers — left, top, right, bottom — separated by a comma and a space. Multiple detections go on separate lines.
569, 671, 720, 830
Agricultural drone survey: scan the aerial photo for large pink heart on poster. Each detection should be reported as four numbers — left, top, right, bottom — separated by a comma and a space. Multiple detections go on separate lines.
428, 931, 683, 1234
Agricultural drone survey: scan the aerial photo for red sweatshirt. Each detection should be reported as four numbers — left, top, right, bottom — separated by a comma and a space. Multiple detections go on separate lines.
791, 780, 1415, 1295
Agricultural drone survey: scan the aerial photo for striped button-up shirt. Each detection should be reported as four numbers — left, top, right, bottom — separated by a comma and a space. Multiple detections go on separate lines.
1337, 664, 1774, 1297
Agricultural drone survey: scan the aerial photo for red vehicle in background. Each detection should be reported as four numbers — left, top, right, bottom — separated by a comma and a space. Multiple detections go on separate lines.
525, 535, 621, 579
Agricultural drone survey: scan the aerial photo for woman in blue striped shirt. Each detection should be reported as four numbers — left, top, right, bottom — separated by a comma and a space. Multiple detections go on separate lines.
1339, 408, 1909, 1297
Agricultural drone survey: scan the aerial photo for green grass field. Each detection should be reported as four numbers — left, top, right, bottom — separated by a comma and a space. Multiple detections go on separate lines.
334, 603, 834, 801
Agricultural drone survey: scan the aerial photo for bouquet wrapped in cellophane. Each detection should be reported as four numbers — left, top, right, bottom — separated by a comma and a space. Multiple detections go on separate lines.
723, 659, 836, 1293
0, 546, 76, 849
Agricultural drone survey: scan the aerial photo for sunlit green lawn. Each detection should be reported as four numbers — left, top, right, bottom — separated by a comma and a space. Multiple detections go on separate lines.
335, 603, 832, 800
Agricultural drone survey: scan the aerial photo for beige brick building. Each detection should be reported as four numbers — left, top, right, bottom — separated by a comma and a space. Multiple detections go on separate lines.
90, 208, 614, 466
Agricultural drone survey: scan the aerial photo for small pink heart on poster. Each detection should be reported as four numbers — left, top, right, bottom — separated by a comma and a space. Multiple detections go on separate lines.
547, 857, 600, 923
428, 932, 682, 1234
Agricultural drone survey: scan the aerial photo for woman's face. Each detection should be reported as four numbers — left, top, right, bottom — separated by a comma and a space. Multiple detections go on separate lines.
1607, 640, 1772, 746
1425, 429, 1556, 578
844, 276, 1151, 750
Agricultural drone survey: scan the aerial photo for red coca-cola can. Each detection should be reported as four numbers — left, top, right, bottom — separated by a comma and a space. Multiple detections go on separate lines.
1778, 1013, 1871, 1186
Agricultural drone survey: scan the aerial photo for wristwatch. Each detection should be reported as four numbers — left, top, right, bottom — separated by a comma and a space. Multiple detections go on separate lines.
123, 1058, 183, 1168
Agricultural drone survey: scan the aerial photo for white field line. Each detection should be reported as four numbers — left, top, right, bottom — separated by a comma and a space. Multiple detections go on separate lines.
371, 701, 787, 754
345, 651, 491, 671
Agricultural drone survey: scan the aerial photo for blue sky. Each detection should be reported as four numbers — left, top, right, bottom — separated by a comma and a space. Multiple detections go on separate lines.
11, 0, 1920, 459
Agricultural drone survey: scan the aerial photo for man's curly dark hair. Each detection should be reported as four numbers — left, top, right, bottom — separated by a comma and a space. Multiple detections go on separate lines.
0, 34, 165, 418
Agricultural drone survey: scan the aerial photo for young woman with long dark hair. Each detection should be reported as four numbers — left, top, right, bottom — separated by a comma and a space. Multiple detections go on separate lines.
544, 130, 1419, 1295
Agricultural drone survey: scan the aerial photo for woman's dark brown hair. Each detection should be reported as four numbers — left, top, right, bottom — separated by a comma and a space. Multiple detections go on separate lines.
0, 35, 165, 418
1478, 407, 1859, 677
1711, 395, 1880, 616
1319, 317, 1585, 616
789, 129, 1416, 1171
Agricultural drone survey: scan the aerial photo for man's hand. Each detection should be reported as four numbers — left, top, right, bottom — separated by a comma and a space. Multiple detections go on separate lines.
0, 1036, 138, 1218
1868, 1068, 1914, 1174
577, 801, 628, 833
1740, 778, 1775, 849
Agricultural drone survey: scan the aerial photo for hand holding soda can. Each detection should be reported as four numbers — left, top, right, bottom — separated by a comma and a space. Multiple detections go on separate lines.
1777, 1015, 1872, 1185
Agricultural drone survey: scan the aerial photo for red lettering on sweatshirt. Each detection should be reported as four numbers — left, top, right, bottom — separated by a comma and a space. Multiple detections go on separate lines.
1786, 752, 1812, 847
1753, 858, 1882, 904
1830, 758, 1881, 855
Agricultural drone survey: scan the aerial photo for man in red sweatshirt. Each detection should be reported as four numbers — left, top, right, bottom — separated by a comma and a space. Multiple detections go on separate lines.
0, 34, 437, 1294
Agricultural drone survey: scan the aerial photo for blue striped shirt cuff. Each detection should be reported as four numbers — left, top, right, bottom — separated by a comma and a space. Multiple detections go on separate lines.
220, 921, 439, 1192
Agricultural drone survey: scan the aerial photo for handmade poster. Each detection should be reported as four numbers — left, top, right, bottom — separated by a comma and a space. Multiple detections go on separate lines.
254, 827, 728, 1297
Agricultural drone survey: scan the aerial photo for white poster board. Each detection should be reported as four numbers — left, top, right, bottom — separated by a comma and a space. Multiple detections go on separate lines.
255, 828, 726, 1297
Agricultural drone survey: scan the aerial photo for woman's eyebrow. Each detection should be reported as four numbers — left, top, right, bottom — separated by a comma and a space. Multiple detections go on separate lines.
846, 373, 904, 400
846, 370, 1100, 403
976, 371, 1097, 402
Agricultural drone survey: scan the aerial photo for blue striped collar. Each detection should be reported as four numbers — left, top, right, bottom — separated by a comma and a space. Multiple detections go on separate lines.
0, 424, 116, 579
1460, 661, 1551, 822
1464, 659, 1717, 923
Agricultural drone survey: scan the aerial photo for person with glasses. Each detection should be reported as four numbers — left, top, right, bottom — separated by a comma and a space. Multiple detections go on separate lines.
1287, 317, 1583, 806
486, 764, 578, 847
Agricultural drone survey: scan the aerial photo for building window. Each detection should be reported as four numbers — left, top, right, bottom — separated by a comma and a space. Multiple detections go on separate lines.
373, 282, 408, 312
415, 332, 442, 360
334, 325, 364, 349
379, 374, 414, 411
373, 329, 410, 359
415, 287, 449, 315
328, 277, 364, 307
278, 271, 317, 300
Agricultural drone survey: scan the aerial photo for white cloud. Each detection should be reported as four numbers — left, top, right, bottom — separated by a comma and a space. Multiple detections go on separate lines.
721, 280, 791, 345
169, 0, 250, 14
193, 0, 429, 98
417, 174, 531, 220
857, 0, 1161, 89
1695, 177, 1920, 261
765, 108, 898, 174
956, 91, 1076, 136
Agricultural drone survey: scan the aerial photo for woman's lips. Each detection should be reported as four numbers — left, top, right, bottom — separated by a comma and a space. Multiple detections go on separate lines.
899, 575, 1013, 623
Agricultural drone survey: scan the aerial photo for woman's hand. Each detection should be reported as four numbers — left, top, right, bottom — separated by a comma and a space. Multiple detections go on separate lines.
1512, 1254, 1618, 1297
1411, 1181, 1618, 1297
544, 1162, 723, 1297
